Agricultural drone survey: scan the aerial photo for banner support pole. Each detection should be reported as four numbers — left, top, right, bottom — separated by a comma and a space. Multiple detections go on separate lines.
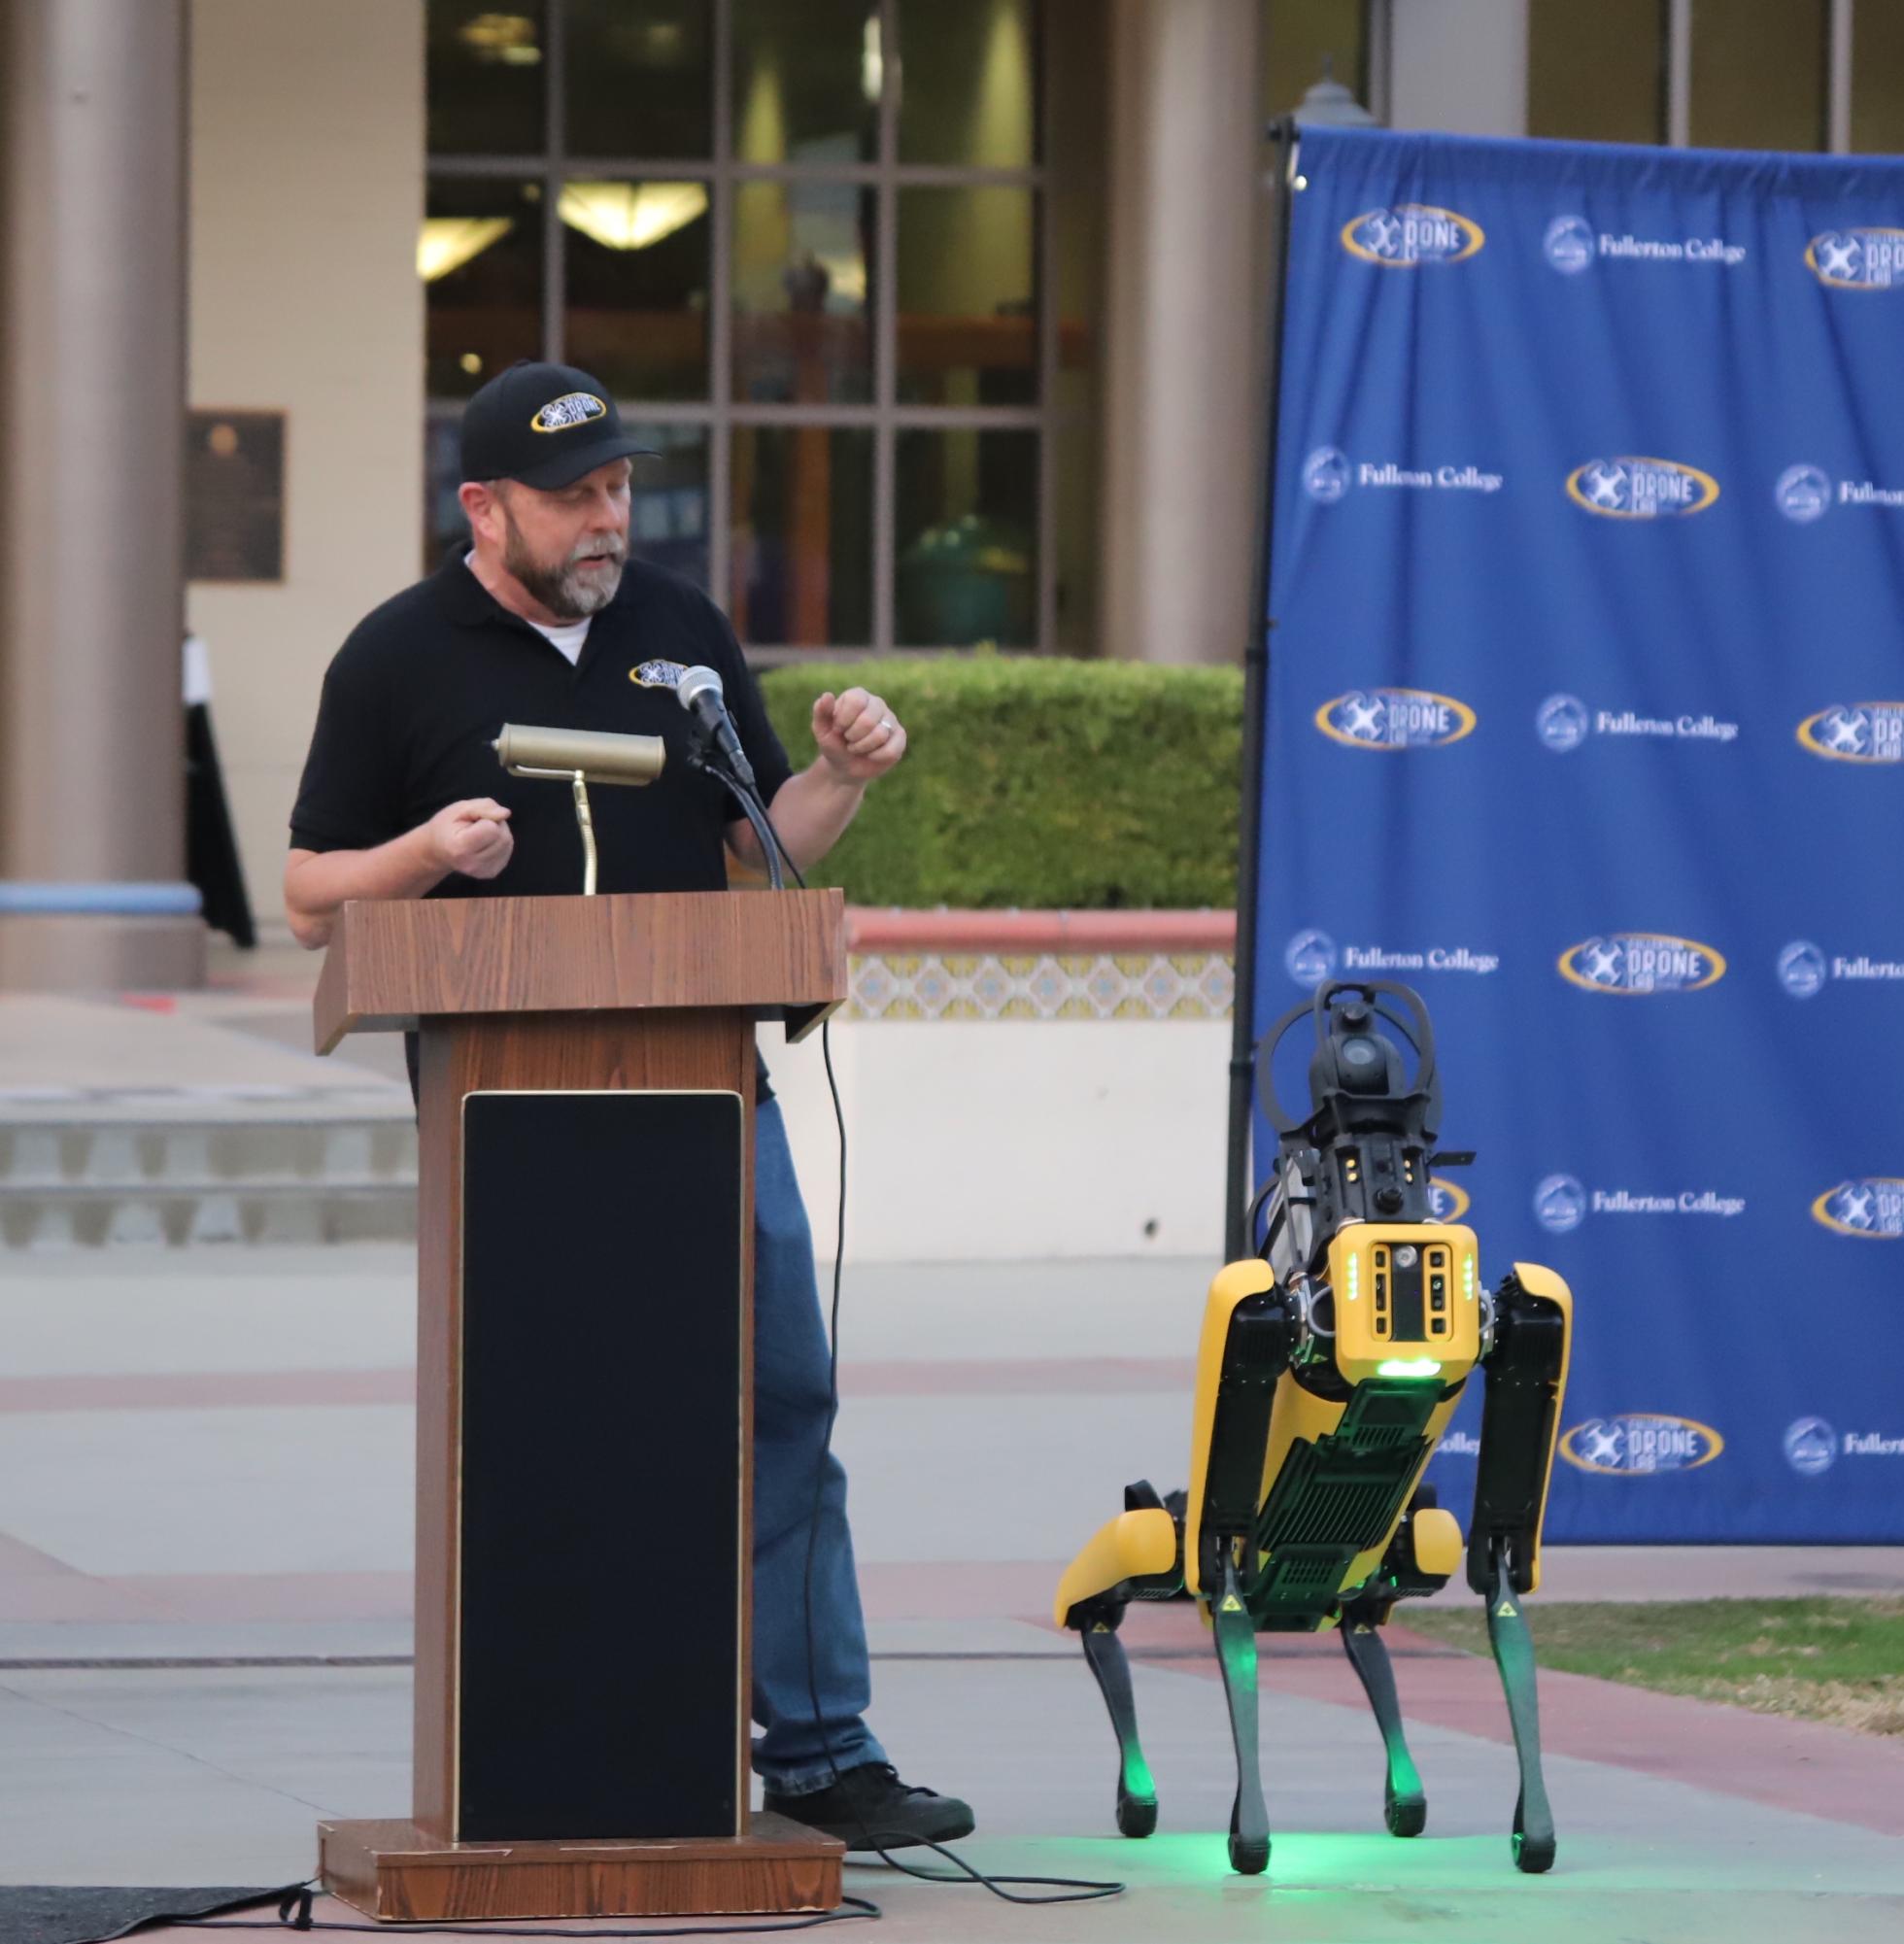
1224, 116, 1299, 1261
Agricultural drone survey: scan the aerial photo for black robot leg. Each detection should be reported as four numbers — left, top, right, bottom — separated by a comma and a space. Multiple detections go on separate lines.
1076, 1602, 1159, 1838
1483, 1544, 1555, 1874
1210, 1551, 1270, 1875
1339, 1596, 1428, 1837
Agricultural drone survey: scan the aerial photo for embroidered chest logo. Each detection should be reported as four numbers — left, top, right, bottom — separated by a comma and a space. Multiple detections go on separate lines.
629, 659, 688, 689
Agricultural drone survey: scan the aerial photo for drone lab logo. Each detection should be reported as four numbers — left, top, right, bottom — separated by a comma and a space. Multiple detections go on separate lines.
1425, 1177, 1472, 1222
1544, 215, 1594, 275
1532, 1174, 1586, 1234
1796, 702, 1904, 764
1559, 1414, 1725, 1477
1340, 205, 1485, 266
1567, 457, 1720, 519
1302, 446, 1352, 503
1811, 1177, 1904, 1239
1315, 689, 1478, 750
1785, 1416, 1838, 1477
1805, 227, 1904, 290
1775, 464, 1832, 524
528, 390, 608, 432
1557, 934, 1726, 995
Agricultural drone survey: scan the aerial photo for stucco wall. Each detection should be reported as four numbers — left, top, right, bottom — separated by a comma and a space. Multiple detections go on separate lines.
187, 0, 424, 926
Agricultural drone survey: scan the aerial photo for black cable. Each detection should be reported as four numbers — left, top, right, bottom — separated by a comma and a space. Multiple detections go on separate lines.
171, 1880, 881, 1938
719, 764, 1122, 1911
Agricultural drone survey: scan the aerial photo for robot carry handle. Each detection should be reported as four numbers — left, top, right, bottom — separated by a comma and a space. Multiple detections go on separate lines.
1255, 979, 1439, 1135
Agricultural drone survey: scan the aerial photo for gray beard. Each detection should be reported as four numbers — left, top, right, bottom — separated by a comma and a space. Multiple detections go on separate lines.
502, 516, 626, 621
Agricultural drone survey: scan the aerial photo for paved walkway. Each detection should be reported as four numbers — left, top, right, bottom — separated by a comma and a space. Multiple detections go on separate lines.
2, 1244, 1901, 1941
4, 952, 1902, 1936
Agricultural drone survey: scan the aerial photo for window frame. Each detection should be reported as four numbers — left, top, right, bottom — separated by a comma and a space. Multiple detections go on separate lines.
426, 0, 1060, 659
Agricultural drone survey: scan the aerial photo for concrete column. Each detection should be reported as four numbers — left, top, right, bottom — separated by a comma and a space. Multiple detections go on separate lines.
1384, 0, 1529, 137
1099, 0, 1265, 666
0, 0, 205, 989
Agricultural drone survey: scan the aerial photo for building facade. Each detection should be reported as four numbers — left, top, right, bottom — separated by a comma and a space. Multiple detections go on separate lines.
1, 0, 1898, 975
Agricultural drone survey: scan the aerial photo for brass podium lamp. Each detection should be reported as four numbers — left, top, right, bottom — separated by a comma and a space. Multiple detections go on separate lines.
493, 724, 665, 894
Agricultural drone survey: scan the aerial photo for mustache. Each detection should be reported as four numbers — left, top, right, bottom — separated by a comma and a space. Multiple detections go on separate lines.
567, 532, 627, 565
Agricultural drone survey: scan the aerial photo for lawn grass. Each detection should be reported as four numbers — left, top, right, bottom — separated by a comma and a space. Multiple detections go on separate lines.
1403, 1596, 1904, 1737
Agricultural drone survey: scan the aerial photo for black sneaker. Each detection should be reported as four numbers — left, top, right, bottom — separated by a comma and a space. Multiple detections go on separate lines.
765, 1762, 975, 1851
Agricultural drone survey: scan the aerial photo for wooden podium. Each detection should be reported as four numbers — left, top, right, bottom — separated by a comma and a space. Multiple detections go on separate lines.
310, 890, 849, 1923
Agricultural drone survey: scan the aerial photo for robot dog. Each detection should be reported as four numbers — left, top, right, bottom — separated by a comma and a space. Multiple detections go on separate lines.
1055, 980, 1572, 1875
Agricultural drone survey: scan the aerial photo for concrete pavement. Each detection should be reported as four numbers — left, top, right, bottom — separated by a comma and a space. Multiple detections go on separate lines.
4, 944, 1902, 1936
1, 1244, 1901, 1940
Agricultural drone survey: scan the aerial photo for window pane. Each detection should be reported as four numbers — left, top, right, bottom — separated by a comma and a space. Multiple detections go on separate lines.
627, 421, 711, 591
1529, 0, 1664, 144
898, 0, 1038, 166
896, 430, 1037, 648
898, 187, 1037, 406
425, 405, 469, 571
733, 0, 879, 163
731, 428, 873, 646
562, 180, 710, 399
1264, 0, 1369, 119
732, 182, 874, 404
427, 1, 546, 155
1853, 0, 1904, 153
425, 177, 545, 399
565, 0, 712, 158
1691, 0, 1826, 152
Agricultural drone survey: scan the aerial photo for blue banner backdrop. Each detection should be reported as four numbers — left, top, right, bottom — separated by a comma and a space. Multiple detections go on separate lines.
1254, 127, 1904, 1543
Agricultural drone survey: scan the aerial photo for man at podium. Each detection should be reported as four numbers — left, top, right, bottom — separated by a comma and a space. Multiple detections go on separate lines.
282, 362, 973, 1852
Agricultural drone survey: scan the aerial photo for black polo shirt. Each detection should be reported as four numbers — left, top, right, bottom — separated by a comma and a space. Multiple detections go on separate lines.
291, 552, 798, 1093
291, 551, 793, 887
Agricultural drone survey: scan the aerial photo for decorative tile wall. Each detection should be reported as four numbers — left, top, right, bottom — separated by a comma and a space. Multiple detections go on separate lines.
846, 953, 1235, 1022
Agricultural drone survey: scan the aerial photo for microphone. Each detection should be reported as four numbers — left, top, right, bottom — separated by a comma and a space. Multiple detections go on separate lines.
675, 665, 757, 793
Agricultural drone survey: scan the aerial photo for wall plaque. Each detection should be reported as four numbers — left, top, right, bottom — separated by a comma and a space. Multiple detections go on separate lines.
187, 409, 285, 582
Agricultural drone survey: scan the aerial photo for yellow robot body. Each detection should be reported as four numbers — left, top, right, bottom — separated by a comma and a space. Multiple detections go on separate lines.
1327, 1222, 1482, 1384
1055, 977, 1576, 1877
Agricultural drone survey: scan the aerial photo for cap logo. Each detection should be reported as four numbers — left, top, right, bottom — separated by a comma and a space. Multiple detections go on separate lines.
530, 392, 608, 433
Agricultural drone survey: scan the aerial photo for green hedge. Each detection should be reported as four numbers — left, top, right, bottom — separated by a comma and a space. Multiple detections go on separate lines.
758, 658, 1242, 909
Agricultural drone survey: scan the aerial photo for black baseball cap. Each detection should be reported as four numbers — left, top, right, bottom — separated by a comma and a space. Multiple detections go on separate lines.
459, 360, 656, 490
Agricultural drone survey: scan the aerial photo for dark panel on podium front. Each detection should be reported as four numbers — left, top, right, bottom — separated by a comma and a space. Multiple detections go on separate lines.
459, 1090, 744, 1842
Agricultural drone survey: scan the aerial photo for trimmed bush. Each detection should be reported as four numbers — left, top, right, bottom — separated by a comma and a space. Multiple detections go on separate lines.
758, 658, 1242, 909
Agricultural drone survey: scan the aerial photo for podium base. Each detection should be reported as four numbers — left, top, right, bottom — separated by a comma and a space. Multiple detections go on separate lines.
320, 1813, 846, 1923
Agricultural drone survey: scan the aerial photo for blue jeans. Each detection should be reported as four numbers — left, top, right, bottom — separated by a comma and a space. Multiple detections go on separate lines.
751, 1097, 887, 1792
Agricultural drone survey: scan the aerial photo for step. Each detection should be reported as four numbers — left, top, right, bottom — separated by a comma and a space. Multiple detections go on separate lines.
0, 1101, 417, 1250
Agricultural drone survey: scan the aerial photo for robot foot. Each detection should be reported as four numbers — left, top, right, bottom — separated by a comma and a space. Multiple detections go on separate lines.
1483, 1552, 1555, 1874
1078, 1618, 1159, 1839
1211, 1553, 1271, 1875
1340, 1608, 1428, 1839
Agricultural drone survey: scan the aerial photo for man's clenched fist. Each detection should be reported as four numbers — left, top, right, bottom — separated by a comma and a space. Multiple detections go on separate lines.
427, 799, 514, 879
812, 687, 906, 784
